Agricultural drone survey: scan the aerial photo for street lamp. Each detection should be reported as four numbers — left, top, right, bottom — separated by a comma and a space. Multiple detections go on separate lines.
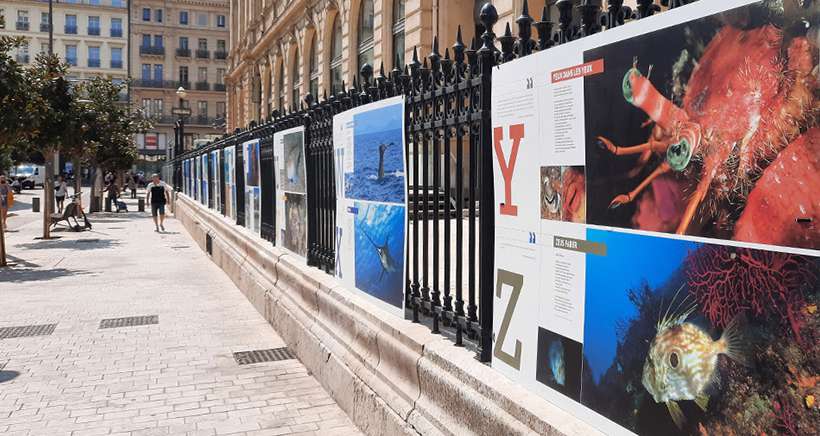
172, 87, 190, 191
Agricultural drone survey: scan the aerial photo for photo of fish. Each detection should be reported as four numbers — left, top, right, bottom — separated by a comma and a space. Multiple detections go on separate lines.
581, 229, 819, 435
353, 202, 405, 309
283, 194, 307, 257
540, 166, 586, 223
281, 130, 306, 194
345, 101, 405, 204
582, 1, 819, 251
243, 140, 262, 234
535, 327, 583, 401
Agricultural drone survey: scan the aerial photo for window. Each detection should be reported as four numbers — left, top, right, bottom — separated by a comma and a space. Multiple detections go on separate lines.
111, 0, 124, 7
357, 0, 375, 74
142, 34, 150, 47
216, 102, 226, 117
111, 47, 122, 68
41, 12, 49, 25
179, 37, 188, 49
216, 68, 225, 84
196, 13, 208, 26
88, 46, 100, 67
291, 48, 301, 107
142, 8, 150, 21
392, 0, 406, 68
198, 67, 207, 82
217, 39, 226, 51
88, 16, 100, 35
111, 18, 122, 37
179, 11, 188, 25
197, 101, 207, 116
17, 10, 29, 23
141, 63, 151, 80
330, 16, 342, 94
179, 66, 189, 83
0, 9, 5, 29
198, 38, 207, 50
217, 15, 225, 28
154, 99, 163, 116
40, 42, 48, 54
142, 98, 151, 112
65, 44, 77, 66
88, 0, 100, 5
155, 9, 163, 23
154, 35, 163, 47
17, 40, 29, 63
65, 14, 77, 34
309, 35, 318, 99
277, 63, 284, 110
153, 64, 163, 81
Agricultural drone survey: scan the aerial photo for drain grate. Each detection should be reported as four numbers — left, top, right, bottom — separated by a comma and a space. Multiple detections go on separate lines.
0, 324, 57, 340
99, 315, 158, 329
233, 347, 295, 365
76, 239, 101, 244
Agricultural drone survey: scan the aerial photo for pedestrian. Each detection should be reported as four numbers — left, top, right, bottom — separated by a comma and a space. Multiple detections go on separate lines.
104, 178, 120, 212
146, 173, 170, 232
55, 175, 68, 214
126, 172, 137, 199
0, 175, 11, 231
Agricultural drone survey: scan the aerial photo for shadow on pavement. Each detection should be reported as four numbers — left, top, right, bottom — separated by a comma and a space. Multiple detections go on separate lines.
0, 371, 21, 383
14, 238, 120, 251
0, 265, 94, 283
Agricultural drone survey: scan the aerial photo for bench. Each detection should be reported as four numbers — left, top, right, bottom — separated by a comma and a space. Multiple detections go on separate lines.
50, 202, 84, 231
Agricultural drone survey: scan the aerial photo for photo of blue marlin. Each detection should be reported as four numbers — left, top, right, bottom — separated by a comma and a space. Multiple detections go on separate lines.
354, 202, 405, 309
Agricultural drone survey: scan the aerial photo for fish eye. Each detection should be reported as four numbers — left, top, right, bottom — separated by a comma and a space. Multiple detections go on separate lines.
669, 352, 679, 369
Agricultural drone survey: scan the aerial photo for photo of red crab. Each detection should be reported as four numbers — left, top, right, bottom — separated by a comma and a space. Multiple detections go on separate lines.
584, 4, 819, 251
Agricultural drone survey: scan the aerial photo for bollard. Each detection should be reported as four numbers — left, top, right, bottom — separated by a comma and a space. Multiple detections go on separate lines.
104, 197, 112, 212
138, 198, 145, 212
32, 197, 40, 213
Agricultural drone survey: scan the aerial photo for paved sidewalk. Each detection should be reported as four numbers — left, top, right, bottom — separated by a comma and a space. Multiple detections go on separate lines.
0, 195, 361, 436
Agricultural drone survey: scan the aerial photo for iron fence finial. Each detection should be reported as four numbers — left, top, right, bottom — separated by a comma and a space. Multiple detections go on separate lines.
478, 3, 498, 54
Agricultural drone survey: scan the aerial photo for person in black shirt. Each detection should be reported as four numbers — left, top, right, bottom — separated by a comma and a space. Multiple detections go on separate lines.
146, 174, 170, 232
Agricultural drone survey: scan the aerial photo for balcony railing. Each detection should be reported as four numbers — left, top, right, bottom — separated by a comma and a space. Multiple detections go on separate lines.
87, 26, 100, 36
177, 80, 191, 90
88, 59, 100, 68
110, 28, 123, 37
16, 21, 30, 31
214, 50, 228, 60
133, 79, 178, 89
16, 54, 30, 64
195, 49, 209, 59
152, 115, 217, 126
110, 59, 123, 69
192, 115, 217, 126
139, 46, 165, 56
194, 81, 210, 91
40, 23, 50, 32
176, 48, 191, 57
213, 83, 226, 92
65, 24, 77, 34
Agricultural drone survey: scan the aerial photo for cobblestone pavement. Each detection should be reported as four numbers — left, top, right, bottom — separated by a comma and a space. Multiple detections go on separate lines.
0, 194, 361, 436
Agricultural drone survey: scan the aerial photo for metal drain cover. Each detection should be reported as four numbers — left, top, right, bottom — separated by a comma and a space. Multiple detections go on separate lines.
0, 324, 57, 339
233, 348, 295, 365
76, 239, 101, 243
99, 315, 158, 329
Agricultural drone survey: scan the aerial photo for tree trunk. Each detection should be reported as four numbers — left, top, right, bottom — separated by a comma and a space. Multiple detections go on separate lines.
42, 150, 55, 239
73, 158, 81, 196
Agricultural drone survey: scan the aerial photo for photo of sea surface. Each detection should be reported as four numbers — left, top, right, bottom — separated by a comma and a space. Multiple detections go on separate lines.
345, 102, 405, 204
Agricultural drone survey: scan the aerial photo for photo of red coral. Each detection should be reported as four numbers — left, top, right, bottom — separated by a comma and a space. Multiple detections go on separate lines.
583, 1, 819, 251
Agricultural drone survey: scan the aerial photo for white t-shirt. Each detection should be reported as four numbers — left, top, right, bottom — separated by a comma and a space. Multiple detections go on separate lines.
56, 181, 68, 197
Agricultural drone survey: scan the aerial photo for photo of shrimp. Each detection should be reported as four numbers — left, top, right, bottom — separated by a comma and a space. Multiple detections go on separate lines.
580, 229, 819, 435
540, 166, 586, 223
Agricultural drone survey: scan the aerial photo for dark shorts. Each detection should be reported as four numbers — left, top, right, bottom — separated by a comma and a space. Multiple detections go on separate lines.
151, 203, 166, 217
56, 195, 65, 203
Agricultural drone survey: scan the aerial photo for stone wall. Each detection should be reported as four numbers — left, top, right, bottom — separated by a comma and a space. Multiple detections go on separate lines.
173, 194, 600, 436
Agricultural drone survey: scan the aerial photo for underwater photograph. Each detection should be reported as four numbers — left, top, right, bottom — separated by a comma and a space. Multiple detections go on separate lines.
535, 327, 583, 401
582, 1, 819, 250
283, 194, 307, 257
345, 102, 405, 204
281, 131, 306, 194
581, 229, 819, 435
244, 140, 261, 187
353, 202, 405, 309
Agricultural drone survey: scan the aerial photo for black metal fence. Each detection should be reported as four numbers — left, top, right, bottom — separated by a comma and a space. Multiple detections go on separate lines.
166, 0, 696, 362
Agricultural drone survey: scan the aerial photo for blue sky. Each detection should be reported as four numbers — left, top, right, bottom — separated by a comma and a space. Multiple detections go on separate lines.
583, 229, 700, 383
354, 102, 403, 134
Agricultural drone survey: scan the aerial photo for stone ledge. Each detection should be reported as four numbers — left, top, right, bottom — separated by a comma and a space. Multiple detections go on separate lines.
173, 195, 601, 436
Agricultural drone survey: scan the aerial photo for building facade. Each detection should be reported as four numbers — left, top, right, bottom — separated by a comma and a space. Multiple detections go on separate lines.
0, 0, 129, 84
225, 0, 645, 131
129, 0, 229, 170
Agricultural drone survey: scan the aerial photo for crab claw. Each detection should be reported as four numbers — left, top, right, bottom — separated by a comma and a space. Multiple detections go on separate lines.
609, 194, 632, 209
597, 136, 618, 154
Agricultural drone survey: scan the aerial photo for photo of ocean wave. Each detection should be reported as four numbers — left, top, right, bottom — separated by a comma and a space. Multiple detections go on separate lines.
345, 102, 405, 204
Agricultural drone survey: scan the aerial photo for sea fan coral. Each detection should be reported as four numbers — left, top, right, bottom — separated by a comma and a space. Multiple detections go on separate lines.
685, 246, 817, 343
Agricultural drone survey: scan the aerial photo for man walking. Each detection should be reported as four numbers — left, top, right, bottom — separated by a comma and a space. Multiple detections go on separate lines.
146, 174, 170, 232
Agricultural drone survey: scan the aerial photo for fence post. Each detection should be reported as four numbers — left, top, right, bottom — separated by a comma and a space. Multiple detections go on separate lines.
477, 2, 497, 363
